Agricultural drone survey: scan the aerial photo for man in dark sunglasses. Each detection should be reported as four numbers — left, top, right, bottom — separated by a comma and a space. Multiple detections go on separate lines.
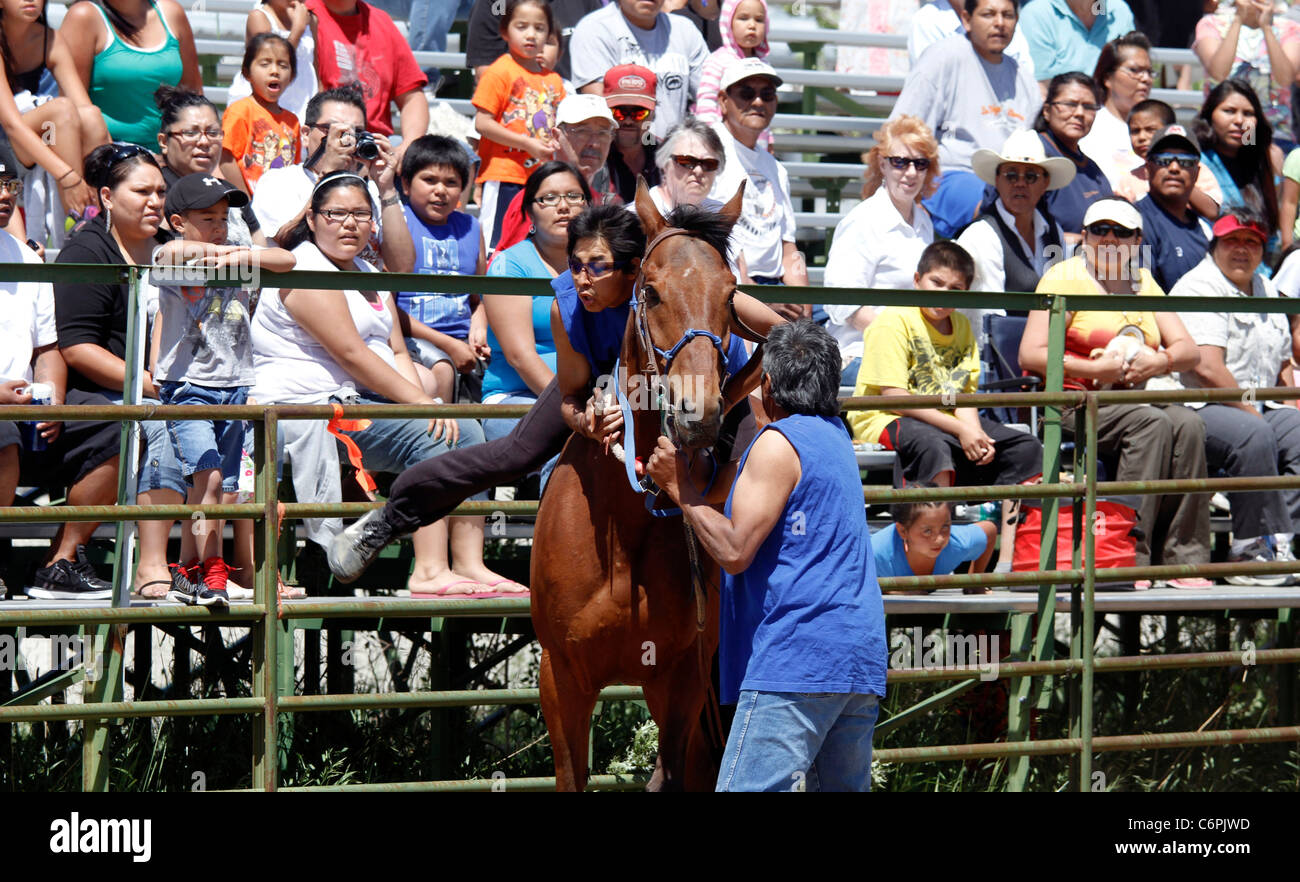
710, 58, 809, 316
602, 64, 662, 203
1135, 124, 1213, 292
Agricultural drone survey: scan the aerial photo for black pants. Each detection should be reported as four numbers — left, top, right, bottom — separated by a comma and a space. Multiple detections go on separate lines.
384, 378, 568, 532
885, 415, 1043, 487
382, 378, 756, 533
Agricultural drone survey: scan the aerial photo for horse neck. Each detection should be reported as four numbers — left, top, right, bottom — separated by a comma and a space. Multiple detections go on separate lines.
619, 304, 665, 461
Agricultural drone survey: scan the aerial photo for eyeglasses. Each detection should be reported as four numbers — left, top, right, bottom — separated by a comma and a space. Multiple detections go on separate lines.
886, 156, 932, 171
533, 191, 587, 207
1047, 100, 1101, 114
610, 106, 651, 123
568, 257, 627, 279
1085, 222, 1138, 239
999, 168, 1044, 185
671, 154, 721, 173
1149, 153, 1199, 171
166, 127, 223, 143
560, 124, 614, 142
317, 208, 374, 223
727, 84, 778, 103
0, 178, 23, 196
1119, 65, 1156, 80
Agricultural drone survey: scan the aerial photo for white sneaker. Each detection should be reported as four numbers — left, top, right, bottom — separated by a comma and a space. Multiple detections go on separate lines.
1226, 537, 1292, 587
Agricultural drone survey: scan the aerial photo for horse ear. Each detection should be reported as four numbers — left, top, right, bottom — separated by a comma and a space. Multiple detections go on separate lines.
718, 181, 745, 230
635, 177, 666, 240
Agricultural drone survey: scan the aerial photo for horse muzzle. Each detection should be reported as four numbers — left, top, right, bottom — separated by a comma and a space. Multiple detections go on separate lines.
667, 396, 724, 450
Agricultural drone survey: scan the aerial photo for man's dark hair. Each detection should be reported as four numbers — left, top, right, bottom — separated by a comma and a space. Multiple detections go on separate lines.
401, 135, 473, 187
1128, 98, 1175, 127
916, 241, 975, 289
567, 203, 646, 263
304, 85, 368, 129
762, 319, 842, 418
964, 0, 1018, 15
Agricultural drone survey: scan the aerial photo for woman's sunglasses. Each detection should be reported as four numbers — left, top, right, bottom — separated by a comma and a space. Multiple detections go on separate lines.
1085, 222, 1138, 239
610, 106, 651, 123
671, 154, 720, 173
886, 156, 931, 171
568, 257, 627, 279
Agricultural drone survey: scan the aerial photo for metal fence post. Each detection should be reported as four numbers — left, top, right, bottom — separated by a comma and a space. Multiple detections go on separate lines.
1080, 394, 1098, 790
1007, 294, 1068, 791
83, 265, 144, 792
251, 409, 279, 790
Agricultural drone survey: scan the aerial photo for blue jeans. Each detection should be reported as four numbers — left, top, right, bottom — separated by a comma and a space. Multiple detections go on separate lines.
716, 690, 880, 792
159, 382, 249, 492
106, 393, 188, 497
334, 393, 489, 501
483, 391, 557, 491
366, 0, 472, 52
840, 356, 860, 389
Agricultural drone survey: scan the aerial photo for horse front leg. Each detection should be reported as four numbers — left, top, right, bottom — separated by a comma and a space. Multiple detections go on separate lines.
642, 646, 716, 792
539, 648, 598, 792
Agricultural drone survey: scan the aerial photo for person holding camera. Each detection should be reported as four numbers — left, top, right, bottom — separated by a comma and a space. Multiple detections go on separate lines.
251, 85, 414, 272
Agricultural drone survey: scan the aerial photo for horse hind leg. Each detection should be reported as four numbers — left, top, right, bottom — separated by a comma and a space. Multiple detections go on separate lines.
539, 649, 599, 792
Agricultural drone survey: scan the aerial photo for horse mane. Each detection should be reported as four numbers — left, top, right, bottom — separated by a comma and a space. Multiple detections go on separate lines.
662, 204, 735, 262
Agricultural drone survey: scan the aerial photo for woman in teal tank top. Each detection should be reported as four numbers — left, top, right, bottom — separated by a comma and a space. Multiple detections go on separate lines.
59, 0, 201, 148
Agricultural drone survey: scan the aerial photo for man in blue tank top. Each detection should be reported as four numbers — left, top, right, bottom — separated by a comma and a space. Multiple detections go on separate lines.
646, 320, 888, 792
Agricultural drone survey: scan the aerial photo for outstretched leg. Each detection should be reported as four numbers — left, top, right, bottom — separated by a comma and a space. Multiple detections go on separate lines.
538, 648, 598, 792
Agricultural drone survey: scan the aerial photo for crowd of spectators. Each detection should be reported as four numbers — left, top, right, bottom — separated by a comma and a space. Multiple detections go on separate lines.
7, 0, 1300, 605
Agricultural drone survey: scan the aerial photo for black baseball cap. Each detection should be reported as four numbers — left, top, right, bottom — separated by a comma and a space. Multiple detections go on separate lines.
164, 173, 249, 218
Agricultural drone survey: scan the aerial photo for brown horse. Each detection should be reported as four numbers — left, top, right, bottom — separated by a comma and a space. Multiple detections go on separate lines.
530, 183, 749, 791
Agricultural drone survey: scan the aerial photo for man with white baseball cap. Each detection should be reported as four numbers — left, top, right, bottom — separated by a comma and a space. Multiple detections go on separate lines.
489, 94, 619, 257
708, 58, 808, 314
956, 129, 1073, 298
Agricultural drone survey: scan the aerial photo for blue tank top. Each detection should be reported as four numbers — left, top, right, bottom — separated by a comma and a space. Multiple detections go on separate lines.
482, 239, 557, 398
552, 270, 752, 379
720, 414, 888, 703
397, 207, 479, 338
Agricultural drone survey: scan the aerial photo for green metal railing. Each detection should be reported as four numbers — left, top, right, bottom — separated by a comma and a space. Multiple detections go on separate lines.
1, 262, 1299, 791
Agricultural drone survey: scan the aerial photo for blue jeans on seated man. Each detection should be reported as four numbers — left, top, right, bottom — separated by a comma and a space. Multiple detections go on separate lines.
159, 382, 249, 493
716, 690, 880, 792
105, 393, 188, 498
332, 392, 490, 501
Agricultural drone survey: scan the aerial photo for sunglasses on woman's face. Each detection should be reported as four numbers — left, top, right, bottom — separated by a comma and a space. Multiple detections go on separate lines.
610, 106, 651, 123
671, 154, 720, 173
1085, 222, 1138, 239
886, 156, 931, 171
568, 257, 627, 279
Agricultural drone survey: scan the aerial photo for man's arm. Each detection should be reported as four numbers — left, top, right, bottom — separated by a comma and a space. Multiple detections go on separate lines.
30, 343, 68, 443
646, 430, 799, 574
395, 88, 430, 161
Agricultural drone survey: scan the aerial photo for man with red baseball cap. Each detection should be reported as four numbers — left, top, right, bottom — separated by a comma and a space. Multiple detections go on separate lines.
603, 64, 662, 202
1169, 205, 1300, 587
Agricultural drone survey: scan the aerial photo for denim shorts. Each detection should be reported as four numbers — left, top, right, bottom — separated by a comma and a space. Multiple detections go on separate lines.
159, 382, 249, 492
405, 336, 455, 369
105, 393, 188, 497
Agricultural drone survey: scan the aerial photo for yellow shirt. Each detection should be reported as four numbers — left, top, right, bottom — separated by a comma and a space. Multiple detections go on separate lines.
1035, 257, 1165, 387
850, 307, 980, 444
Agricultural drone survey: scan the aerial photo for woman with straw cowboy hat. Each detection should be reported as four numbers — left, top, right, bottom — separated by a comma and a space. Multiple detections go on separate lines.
956, 129, 1075, 302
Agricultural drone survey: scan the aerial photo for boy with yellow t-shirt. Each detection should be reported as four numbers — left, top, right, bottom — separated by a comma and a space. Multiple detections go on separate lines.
851, 241, 1043, 495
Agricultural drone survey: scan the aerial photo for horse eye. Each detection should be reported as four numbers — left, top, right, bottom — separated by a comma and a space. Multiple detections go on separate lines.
643, 285, 661, 307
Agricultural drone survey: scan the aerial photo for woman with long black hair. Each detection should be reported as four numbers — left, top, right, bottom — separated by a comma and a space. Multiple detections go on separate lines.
1196, 77, 1280, 234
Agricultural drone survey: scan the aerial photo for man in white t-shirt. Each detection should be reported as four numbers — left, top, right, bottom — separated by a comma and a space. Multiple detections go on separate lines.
707, 58, 808, 319
252, 86, 414, 272
571, 0, 710, 142
0, 164, 120, 600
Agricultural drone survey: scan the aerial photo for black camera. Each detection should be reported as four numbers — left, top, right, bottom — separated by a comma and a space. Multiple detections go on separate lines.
354, 131, 380, 162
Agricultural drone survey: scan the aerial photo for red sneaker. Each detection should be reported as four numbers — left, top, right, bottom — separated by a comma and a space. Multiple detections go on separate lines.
195, 557, 230, 608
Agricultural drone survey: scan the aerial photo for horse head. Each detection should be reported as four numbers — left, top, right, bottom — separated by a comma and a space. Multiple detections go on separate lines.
630, 179, 745, 451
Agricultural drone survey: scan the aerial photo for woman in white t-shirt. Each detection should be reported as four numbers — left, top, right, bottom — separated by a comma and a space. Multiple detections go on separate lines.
1079, 32, 1154, 189
251, 172, 525, 597
823, 115, 937, 385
